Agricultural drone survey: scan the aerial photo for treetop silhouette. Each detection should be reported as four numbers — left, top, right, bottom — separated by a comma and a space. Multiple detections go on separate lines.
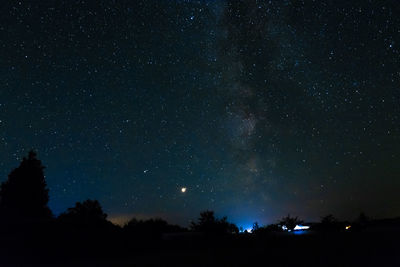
0, 150, 52, 221
190, 210, 239, 234
58, 199, 108, 225
279, 214, 303, 231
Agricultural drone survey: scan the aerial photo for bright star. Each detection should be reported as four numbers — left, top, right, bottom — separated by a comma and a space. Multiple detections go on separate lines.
181, 187, 187, 193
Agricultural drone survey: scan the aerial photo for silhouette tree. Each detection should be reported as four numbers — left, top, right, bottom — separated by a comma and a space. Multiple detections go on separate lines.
191, 210, 215, 230
58, 199, 107, 225
190, 210, 238, 234
279, 214, 303, 231
0, 150, 52, 221
252, 222, 260, 232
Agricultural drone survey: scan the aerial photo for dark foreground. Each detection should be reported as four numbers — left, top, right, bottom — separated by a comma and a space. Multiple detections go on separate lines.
0, 223, 399, 267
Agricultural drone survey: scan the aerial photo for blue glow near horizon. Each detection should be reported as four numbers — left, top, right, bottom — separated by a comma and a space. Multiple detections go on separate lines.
239, 228, 253, 233
238, 223, 255, 233
293, 230, 307, 235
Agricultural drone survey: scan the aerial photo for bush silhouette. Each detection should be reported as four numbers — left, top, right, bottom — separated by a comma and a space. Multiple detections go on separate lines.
279, 214, 303, 231
0, 150, 52, 221
190, 210, 238, 234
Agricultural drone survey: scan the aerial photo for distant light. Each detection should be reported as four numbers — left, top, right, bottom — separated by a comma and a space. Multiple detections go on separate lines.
345, 225, 351, 230
294, 225, 310, 231
181, 187, 187, 193
282, 225, 310, 231
239, 228, 253, 233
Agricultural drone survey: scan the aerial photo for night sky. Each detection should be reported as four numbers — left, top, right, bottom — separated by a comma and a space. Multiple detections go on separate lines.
1, 0, 399, 228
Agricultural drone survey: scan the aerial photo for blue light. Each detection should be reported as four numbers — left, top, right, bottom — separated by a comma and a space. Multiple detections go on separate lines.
238, 223, 254, 233
293, 230, 307, 235
294, 225, 310, 230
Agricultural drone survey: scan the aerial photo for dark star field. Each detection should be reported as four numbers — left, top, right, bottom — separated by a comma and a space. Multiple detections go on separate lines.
0, 0, 399, 228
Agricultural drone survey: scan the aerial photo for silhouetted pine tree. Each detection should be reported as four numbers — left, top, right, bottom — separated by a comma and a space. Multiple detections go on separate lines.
0, 150, 52, 221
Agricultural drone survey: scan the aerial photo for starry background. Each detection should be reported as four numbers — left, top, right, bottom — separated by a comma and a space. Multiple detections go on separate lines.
0, 0, 399, 227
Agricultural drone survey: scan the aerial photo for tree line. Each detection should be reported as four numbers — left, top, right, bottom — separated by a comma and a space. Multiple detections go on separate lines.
0, 151, 370, 235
